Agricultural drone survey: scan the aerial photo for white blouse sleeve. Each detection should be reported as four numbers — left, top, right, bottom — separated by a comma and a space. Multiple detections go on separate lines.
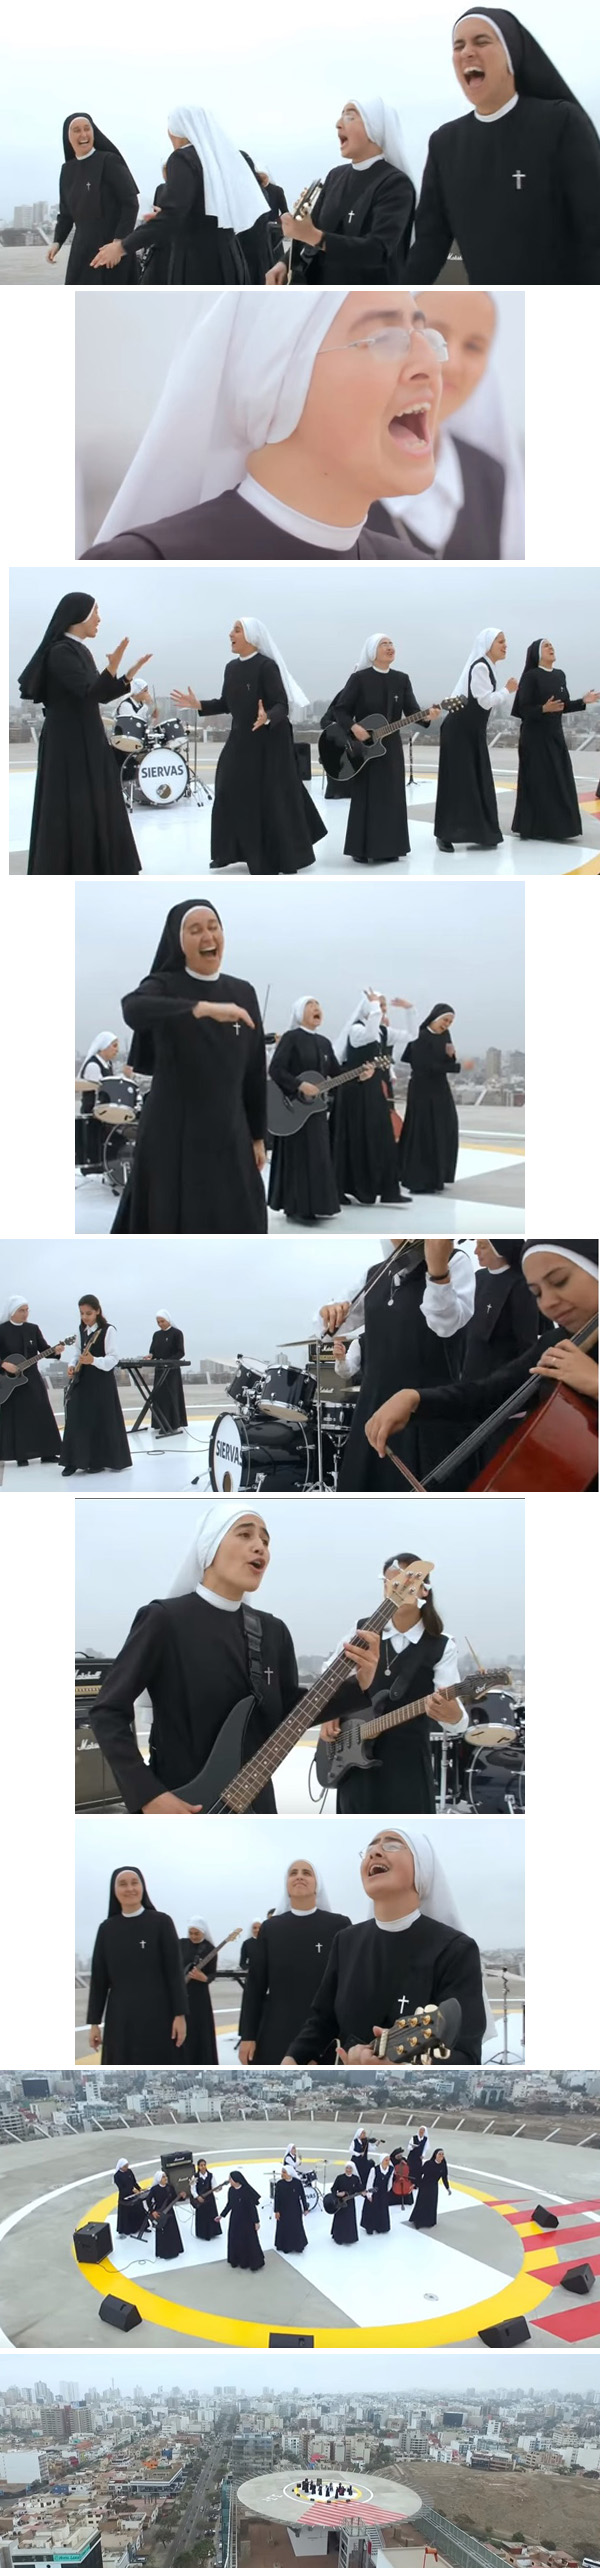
334, 1334, 362, 1381
433, 1634, 467, 1728
93, 1323, 119, 1373
421, 1246, 476, 1337
469, 658, 498, 711
390, 1005, 418, 1060
348, 1004, 383, 1048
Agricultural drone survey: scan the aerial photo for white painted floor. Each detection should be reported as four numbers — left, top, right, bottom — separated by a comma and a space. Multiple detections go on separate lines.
75, 1142, 524, 1239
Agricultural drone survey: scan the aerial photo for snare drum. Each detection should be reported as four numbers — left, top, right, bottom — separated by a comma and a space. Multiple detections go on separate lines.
137, 746, 189, 806
209, 1410, 315, 1493
94, 1076, 139, 1127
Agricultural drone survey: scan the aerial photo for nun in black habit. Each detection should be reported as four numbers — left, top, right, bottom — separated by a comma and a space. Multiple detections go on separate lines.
321, 634, 432, 863
0, 1297, 63, 1466
91, 107, 269, 283
373, 1241, 599, 1490
273, 2168, 309, 2253
178, 1920, 219, 2064
49, 113, 138, 283
327, 2168, 363, 2244
331, 993, 400, 1207
397, 1006, 462, 1196
61, 1294, 132, 1477
190, 2162, 223, 2239
434, 627, 516, 852
238, 1861, 350, 2063
336, 1238, 474, 1490
464, 1239, 539, 1379
149, 1314, 188, 1433
20, 595, 146, 877
285, 1828, 488, 2068
87, 1867, 189, 2065
268, 1000, 341, 1225
409, 2148, 451, 2229
403, 11, 600, 286
113, 2161, 151, 2238
361, 2157, 393, 2235
511, 640, 598, 841
111, 901, 268, 1237
171, 617, 323, 874
147, 2173, 185, 2259
284, 98, 415, 285
225, 2174, 265, 2270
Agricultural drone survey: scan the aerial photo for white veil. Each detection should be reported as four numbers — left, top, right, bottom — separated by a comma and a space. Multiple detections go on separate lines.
239, 617, 308, 713
350, 95, 415, 181
167, 107, 269, 230
363, 1825, 496, 2039
381, 293, 525, 557
169, 1501, 268, 1597
276, 1863, 332, 1913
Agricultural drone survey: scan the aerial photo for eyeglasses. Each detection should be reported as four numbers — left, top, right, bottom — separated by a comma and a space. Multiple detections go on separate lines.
361, 1836, 407, 1856
320, 325, 448, 365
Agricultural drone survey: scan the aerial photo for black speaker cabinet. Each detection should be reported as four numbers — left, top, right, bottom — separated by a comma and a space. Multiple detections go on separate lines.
533, 2204, 560, 2228
73, 2220, 112, 2262
268, 2332, 314, 2347
561, 2263, 594, 2295
479, 2315, 532, 2346
99, 2294, 143, 2331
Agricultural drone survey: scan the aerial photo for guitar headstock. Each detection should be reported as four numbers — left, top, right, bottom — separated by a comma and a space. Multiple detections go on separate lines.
377, 2002, 458, 2064
462, 1666, 512, 1703
383, 1559, 434, 1614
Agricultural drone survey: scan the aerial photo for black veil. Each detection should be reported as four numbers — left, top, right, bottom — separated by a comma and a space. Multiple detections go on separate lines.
19, 592, 96, 701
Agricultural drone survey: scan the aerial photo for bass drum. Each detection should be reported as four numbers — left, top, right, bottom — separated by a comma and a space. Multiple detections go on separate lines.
468, 1741, 525, 1814
209, 1409, 314, 1493
137, 746, 189, 806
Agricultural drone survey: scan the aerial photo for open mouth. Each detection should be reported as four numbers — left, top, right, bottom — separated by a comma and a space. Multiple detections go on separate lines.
464, 65, 486, 84
365, 1855, 391, 1880
388, 402, 432, 454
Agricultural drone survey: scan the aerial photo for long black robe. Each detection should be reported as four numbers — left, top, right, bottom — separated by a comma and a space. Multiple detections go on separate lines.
512, 668, 584, 840
322, 668, 426, 861
398, 1032, 461, 1193
403, 99, 600, 285
149, 1326, 188, 1430
332, 1620, 450, 1815
331, 1034, 399, 1205
61, 1320, 132, 1476
409, 2153, 451, 2229
91, 1590, 300, 1812
0, 1322, 62, 1463
338, 1249, 467, 1492
268, 1030, 341, 1221
83, 488, 426, 563
406, 2133, 428, 2186
329, 2171, 362, 2244
87, 1908, 188, 2063
288, 1915, 485, 2065
112, 970, 267, 1235
413, 1320, 598, 1489
361, 2163, 392, 2235
114, 2167, 151, 2237
238, 1907, 351, 2062
463, 1264, 539, 1381
368, 438, 505, 562
191, 2169, 222, 2239
274, 2175, 308, 2252
225, 2181, 264, 2270
179, 1937, 218, 2065
202, 654, 322, 874
435, 661, 502, 849
147, 2178, 184, 2259
26, 640, 140, 876
55, 149, 138, 283
291, 160, 416, 284
123, 145, 248, 284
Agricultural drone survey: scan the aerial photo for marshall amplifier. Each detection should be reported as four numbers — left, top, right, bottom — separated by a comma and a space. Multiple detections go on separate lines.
161, 2150, 195, 2197
75, 1654, 122, 1809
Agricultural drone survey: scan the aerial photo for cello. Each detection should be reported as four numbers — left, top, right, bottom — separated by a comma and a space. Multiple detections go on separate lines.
383, 1316, 598, 1495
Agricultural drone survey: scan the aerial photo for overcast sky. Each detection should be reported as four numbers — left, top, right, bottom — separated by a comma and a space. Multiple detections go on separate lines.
3, 0, 598, 208
1, 2344, 596, 2398
11, 565, 600, 706
75, 1810, 524, 1950
75, 878, 525, 1054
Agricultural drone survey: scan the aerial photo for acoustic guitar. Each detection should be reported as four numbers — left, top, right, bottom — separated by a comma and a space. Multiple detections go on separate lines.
375, 1996, 462, 2063
318, 696, 466, 786
0, 1335, 75, 1406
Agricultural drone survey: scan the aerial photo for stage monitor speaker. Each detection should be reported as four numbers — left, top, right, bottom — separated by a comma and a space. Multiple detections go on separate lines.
561, 2264, 594, 2295
478, 2316, 532, 2347
268, 2332, 314, 2348
99, 2294, 143, 2331
533, 2204, 560, 2229
73, 2221, 112, 2262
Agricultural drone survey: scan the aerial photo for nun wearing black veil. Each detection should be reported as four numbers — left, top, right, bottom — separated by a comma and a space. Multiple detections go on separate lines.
463, 1239, 539, 1379
397, 1006, 462, 1196
366, 1242, 599, 1490
511, 641, 599, 843
111, 901, 268, 1236
20, 596, 145, 877
87, 1866, 189, 2064
225, 2174, 265, 2271
90, 106, 267, 283
171, 616, 324, 874
48, 113, 138, 283
403, 11, 600, 284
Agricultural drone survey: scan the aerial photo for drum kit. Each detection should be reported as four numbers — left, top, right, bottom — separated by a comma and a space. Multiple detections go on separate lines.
75, 1070, 151, 1193
430, 1686, 525, 1813
269, 2167, 321, 2211
112, 701, 213, 811
209, 1340, 357, 1493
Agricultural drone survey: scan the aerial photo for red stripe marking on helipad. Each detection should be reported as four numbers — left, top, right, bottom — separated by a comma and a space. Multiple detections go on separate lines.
535, 2301, 600, 2342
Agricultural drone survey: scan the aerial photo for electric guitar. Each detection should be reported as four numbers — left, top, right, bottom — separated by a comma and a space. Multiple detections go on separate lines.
319, 696, 466, 786
375, 1997, 462, 2064
267, 1057, 389, 1140
183, 1928, 242, 1980
0, 1335, 76, 1406
63, 1323, 104, 1405
314, 1664, 511, 1790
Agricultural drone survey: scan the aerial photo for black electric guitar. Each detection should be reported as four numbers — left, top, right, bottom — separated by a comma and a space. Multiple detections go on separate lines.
375, 1997, 462, 2064
267, 1058, 389, 1140
319, 696, 466, 786
183, 1928, 242, 1980
0, 1335, 76, 1406
314, 1663, 511, 1791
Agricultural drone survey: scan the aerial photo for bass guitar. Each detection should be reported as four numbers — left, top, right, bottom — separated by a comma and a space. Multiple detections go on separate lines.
319, 696, 466, 786
267, 1058, 389, 1140
0, 1335, 76, 1407
183, 1927, 242, 1980
314, 1663, 511, 1790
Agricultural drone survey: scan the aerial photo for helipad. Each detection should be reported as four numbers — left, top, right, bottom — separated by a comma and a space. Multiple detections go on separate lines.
237, 2470, 422, 2526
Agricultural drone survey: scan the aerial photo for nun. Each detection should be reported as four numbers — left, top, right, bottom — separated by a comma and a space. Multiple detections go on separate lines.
327, 2166, 363, 2245
389, 2147, 414, 2208
331, 1236, 475, 1490
283, 1827, 488, 2066
361, 2154, 393, 2235
147, 2171, 185, 2260
87, 1866, 188, 2065
397, 1006, 465, 1195
331, 991, 401, 1207
464, 1239, 540, 1378
321, 636, 435, 865
47, 112, 138, 283
76, 1032, 120, 1172
149, 1312, 188, 1434
61, 1293, 132, 1477
273, 2165, 309, 2254
90, 1504, 300, 1814
281, 99, 416, 284
268, 1000, 342, 1225
19, 595, 149, 876
113, 2160, 151, 2238
366, 1241, 599, 1490
90, 106, 271, 282
434, 627, 517, 851
190, 2160, 223, 2240
406, 2127, 429, 2186
225, 2173, 265, 2271
111, 902, 268, 1236
171, 617, 324, 874
511, 640, 599, 843
323, 1547, 466, 1814
409, 2147, 452, 2229
368, 290, 524, 560
403, 10, 600, 285
237, 1859, 350, 2064
82, 288, 447, 562
0, 1296, 63, 1468
178, 1920, 219, 2064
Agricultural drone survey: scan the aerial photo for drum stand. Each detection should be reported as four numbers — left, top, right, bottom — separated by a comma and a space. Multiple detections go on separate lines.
188, 718, 213, 806
436, 1729, 452, 1812
314, 1338, 326, 1490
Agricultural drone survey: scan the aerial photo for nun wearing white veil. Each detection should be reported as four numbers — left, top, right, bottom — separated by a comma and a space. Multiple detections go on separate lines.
0, 1296, 63, 1468
238, 1858, 351, 2064
284, 1826, 489, 2066
90, 1499, 301, 1815
82, 288, 446, 563
434, 621, 518, 849
282, 95, 416, 286
148, 1310, 188, 1435
321, 631, 435, 865
368, 288, 524, 559
178, 1917, 219, 2065
403, 10, 600, 286
390, 1241, 598, 1491
268, 998, 342, 1226
91, 104, 271, 285
171, 615, 325, 875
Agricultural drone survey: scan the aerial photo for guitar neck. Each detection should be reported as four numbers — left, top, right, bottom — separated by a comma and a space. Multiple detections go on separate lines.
359, 1680, 457, 1742
219, 1599, 393, 1810
325, 1063, 382, 1097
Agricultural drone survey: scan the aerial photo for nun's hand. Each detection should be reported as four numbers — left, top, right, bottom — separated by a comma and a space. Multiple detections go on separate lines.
266, 262, 288, 285
89, 2025, 102, 2049
171, 2016, 187, 2049
506, 677, 518, 694
532, 1344, 598, 1399
172, 686, 201, 711
252, 698, 269, 729
320, 1301, 351, 1333
1, 1362, 19, 1373
343, 1631, 381, 1692
542, 696, 565, 714
351, 724, 370, 742
320, 1717, 341, 1740
127, 653, 153, 681
142, 1790, 203, 1812
426, 1690, 461, 1725
365, 1389, 420, 1455
425, 1237, 453, 1276
47, 244, 61, 262
338, 2039, 383, 2066
106, 637, 129, 675
282, 212, 323, 245
299, 1082, 320, 1099
91, 239, 125, 268
238, 2042, 256, 2065
193, 1001, 255, 1029
390, 996, 414, 1009
187, 1966, 207, 1982
253, 1139, 267, 1172
584, 689, 600, 704
359, 1063, 376, 1080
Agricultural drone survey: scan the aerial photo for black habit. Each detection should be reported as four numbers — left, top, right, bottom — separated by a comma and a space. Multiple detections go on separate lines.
124, 145, 248, 284
333, 1620, 451, 1814
409, 2153, 451, 2228
329, 2171, 362, 2244
368, 438, 505, 562
113, 956, 267, 1237
407, 2133, 428, 2185
435, 662, 502, 850
61, 1320, 132, 1476
291, 161, 416, 284
179, 1937, 218, 2064
191, 2169, 222, 2238
55, 144, 138, 283
361, 2163, 392, 2235
398, 1026, 461, 1194
0, 1323, 62, 1464
413, 1320, 599, 1488
114, 2166, 151, 2237
147, 2179, 184, 2259
268, 1030, 341, 1221
149, 1326, 188, 1431
512, 665, 584, 840
83, 488, 427, 563
202, 655, 323, 874
238, 1907, 351, 2061
463, 1261, 539, 1380
274, 2175, 308, 2252
226, 2179, 265, 2269
331, 1033, 399, 1206
288, 1915, 485, 2064
25, 641, 141, 876
337, 1248, 467, 1492
403, 99, 600, 286
87, 1908, 188, 2063
322, 667, 426, 861
91, 1589, 300, 1812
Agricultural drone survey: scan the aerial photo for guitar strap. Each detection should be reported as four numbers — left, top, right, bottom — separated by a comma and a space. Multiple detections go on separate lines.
241, 1605, 268, 1710
381, 1628, 446, 1709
